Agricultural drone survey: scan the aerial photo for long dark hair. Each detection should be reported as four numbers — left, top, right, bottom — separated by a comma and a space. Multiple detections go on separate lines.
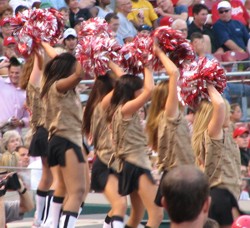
82, 73, 115, 135
107, 74, 143, 122
40, 53, 76, 98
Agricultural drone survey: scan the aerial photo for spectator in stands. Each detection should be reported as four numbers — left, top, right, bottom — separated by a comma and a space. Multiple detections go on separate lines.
0, 4, 13, 19
190, 32, 214, 60
3, 36, 18, 59
9, 0, 40, 13
213, 1, 250, 53
90, 0, 113, 19
228, 103, 242, 133
171, 18, 188, 39
73, 15, 84, 34
0, 172, 34, 225
212, 0, 250, 29
59, 7, 70, 29
14, 5, 29, 15
155, 0, 188, 25
0, 0, 8, 11
78, 0, 96, 9
65, 0, 92, 28
0, 130, 22, 171
0, 17, 14, 39
188, 4, 221, 54
0, 57, 29, 136
127, 0, 158, 29
161, 165, 211, 228
0, 36, 25, 75
116, 0, 137, 45
16, 146, 30, 167
105, 13, 123, 45
239, 178, 250, 200
233, 127, 250, 169
230, 103, 242, 124
63, 28, 77, 55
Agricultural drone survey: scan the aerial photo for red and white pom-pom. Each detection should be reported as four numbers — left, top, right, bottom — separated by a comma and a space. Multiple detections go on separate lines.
178, 57, 227, 107
78, 17, 110, 38
75, 35, 121, 77
119, 32, 153, 74
169, 42, 195, 68
152, 26, 186, 53
12, 8, 64, 57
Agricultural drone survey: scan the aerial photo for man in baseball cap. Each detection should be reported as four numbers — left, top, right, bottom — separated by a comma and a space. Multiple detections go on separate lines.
233, 127, 250, 168
0, 18, 13, 38
63, 28, 77, 55
3, 36, 16, 47
3, 36, 18, 59
217, 1, 232, 10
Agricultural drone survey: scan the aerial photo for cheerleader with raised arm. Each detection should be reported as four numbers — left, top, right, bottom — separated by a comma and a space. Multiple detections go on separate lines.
83, 60, 147, 228
107, 65, 163, 228
19, 50, 53, 228
192, 84, 241, 228
40, 51, 87, 228
146, 43, 195, 206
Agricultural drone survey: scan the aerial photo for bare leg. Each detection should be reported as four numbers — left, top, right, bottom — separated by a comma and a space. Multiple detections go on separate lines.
137, 174, 163, 228
126, 191, 145, 227
61, 148, 85, 212
103, 174, 127, 217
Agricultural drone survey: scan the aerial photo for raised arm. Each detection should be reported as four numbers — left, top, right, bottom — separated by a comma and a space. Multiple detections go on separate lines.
122, 66, 154, 118
154, 43, 180, 118
29, 51, 43, 87
108, 60, 125, 78
41, 42, 58, 59
101, 60, 125, 110
207, 84, 225, 139
56, 61, 85, 93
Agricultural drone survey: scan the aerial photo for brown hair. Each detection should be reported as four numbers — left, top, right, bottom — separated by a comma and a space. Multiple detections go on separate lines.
19, 54, 35, 90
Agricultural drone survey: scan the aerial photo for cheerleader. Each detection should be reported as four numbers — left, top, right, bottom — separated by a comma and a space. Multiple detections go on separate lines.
146, 43, 195, 206
40, 51, 86, 228
192, 84, 241, 227
83, 61, 146, 228
19, 51, 53, 227
107, 66, 163, 228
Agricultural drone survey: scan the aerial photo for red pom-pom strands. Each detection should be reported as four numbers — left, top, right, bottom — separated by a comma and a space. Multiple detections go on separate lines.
76, 36, 121, 77
11, 8, 64, 57
118, 33, 153, 75
151, 26, 195, 71
178, 57, 227, 108
78, 17, 111, 38
169, 42, 195, 68
152, 26, 185, 52
75, 18, 121, 78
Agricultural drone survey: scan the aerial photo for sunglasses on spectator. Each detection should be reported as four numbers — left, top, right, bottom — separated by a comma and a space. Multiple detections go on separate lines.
219, 9, 230, 14
239, 134, 249, 138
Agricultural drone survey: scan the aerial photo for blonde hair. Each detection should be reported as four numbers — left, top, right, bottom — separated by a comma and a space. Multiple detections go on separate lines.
192, 100, 213, 167
0, 151, 19, 171
146, 81, 169, 151
1, 130, 22, 152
